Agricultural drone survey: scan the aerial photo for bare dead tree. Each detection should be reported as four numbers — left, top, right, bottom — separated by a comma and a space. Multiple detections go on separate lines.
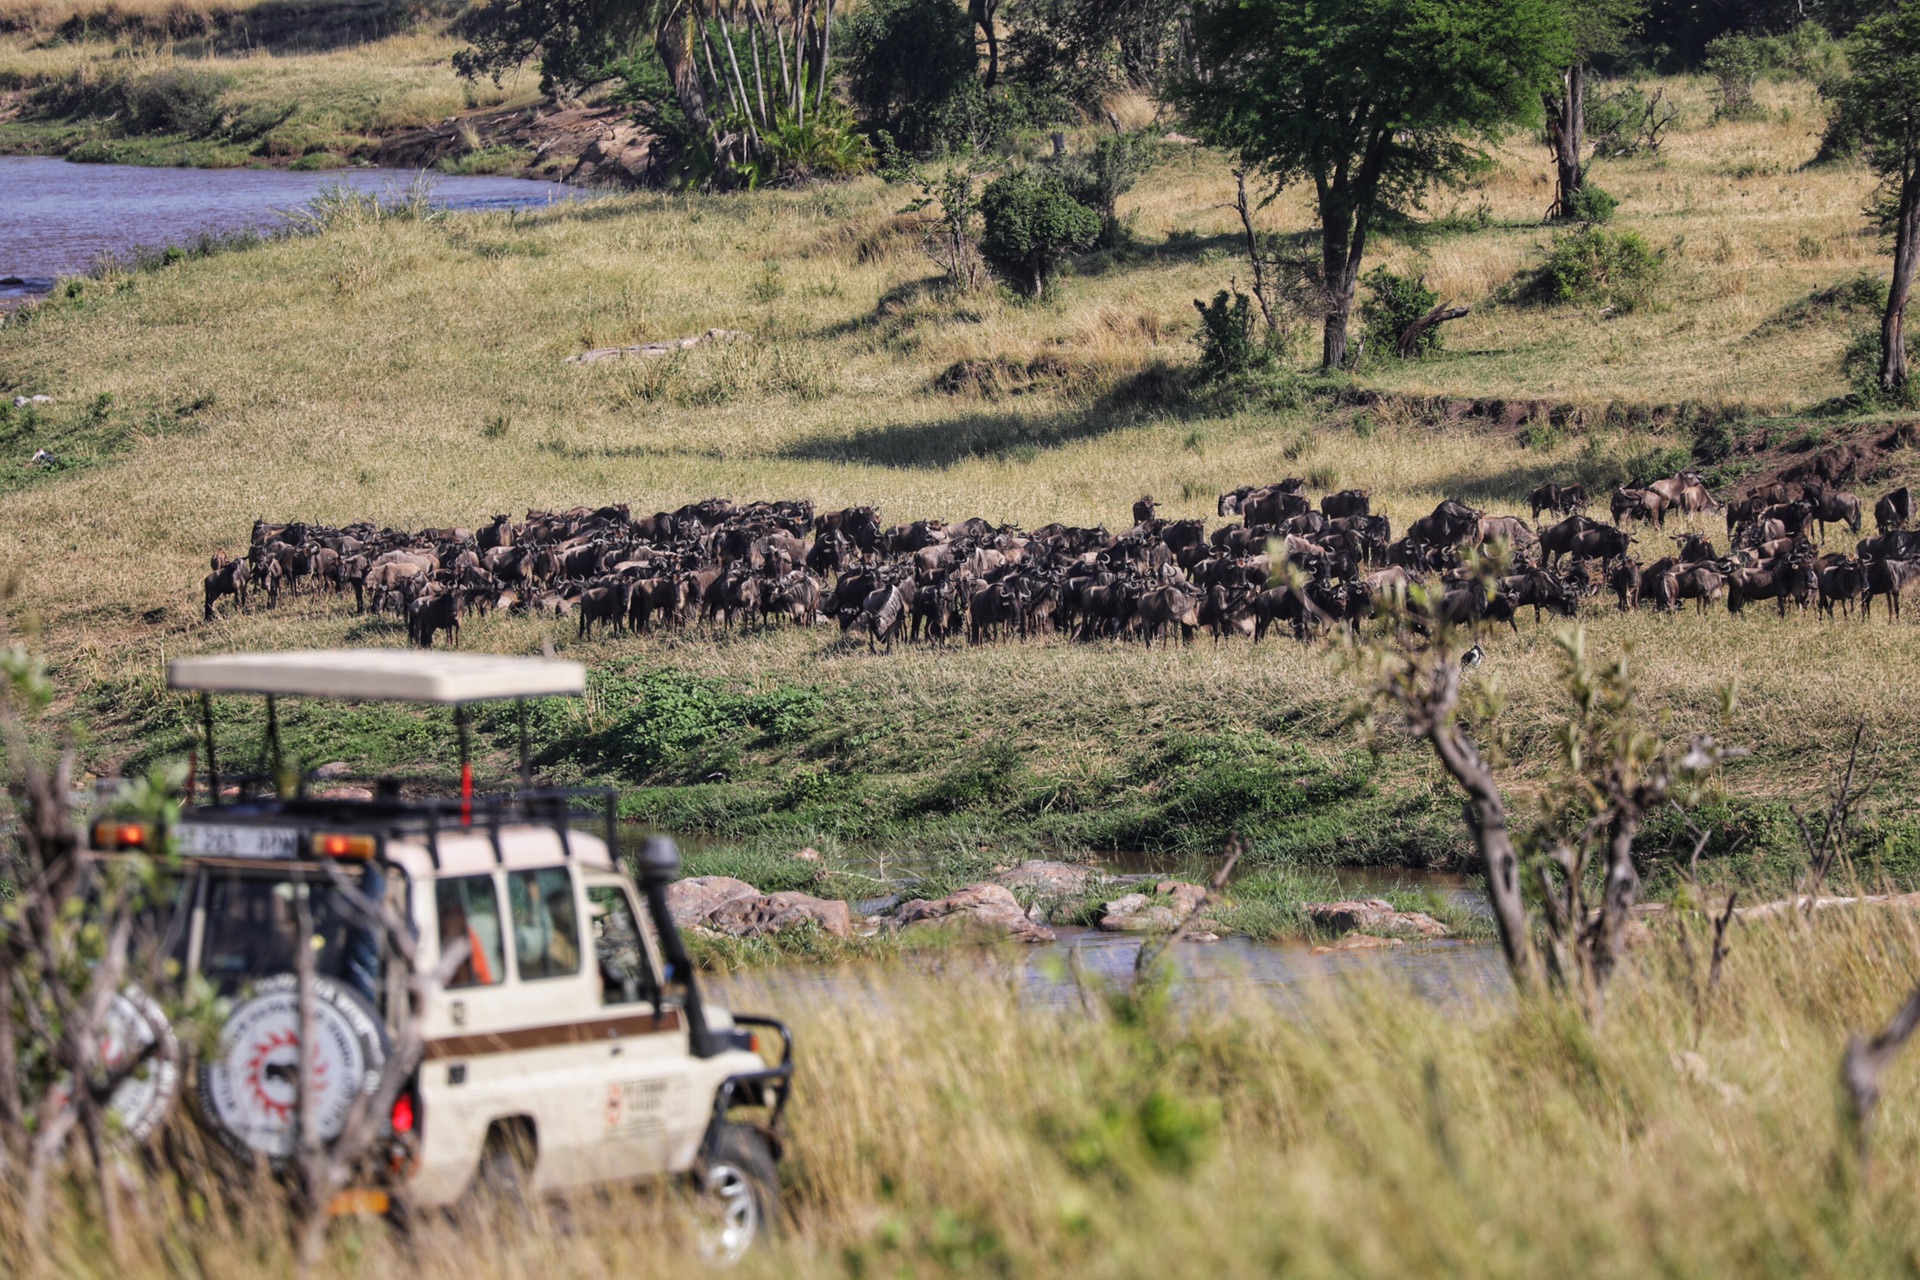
1354, 583, 1740, 1011
1395, 303, 1470, 358
1229, 170, 1320, 348
1794, 723, 1868, 912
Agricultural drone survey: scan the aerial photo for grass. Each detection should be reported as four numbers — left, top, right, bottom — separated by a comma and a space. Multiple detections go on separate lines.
4, 72, 1920, 881
16, 906, 1920, 1275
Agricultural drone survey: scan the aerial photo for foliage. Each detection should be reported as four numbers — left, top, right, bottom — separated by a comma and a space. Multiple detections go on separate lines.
1359, 267, 1440, 360
1564, 181, 1619, 223
978, 169, 1099, 296
1530, 226, 1666, 311
1191, 289, 1270, 381
1843, 328, 1920, 406
900, 164, 986, 291
30, 65, 233, 135
1173, 0, 1571, 367
557, 669, 823, 781
1705, 23, 1842, 124
1054, 130, 1156, 249
841, 0, 980, 156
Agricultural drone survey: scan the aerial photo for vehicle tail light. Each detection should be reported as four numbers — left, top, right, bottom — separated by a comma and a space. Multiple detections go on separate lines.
390, 1092, 415, 1135
91, 821, 150, 851
312, 833, 377, 859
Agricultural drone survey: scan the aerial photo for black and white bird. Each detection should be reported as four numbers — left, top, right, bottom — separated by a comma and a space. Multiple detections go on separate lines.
1460, 643, 1485, 668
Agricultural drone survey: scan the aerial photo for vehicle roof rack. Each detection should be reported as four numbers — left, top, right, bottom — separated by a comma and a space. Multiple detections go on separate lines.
167, 650, 586, 704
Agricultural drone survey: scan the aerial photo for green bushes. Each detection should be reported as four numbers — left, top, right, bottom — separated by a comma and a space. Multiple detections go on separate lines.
1055, 131, 1156, 249
842, 0, 980, 155
978, 170, 1099, 296
1562, 181, 1618, 224
558, 670, 823, 782
1191, 289, 1270, 381
30, 66, 232, 136
1530, 227, 1667, 311
1359, 267, 1439, 360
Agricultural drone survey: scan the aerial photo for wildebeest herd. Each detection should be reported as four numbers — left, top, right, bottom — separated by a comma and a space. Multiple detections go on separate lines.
202, 471, 1920, 648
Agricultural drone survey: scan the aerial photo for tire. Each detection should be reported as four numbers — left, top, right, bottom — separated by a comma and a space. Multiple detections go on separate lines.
691, 1123, 779, 1265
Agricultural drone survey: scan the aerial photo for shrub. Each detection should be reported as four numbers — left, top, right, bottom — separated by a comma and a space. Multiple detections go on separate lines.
978, 170, 1099, 296
757, 98, 876, 181
1843, 328, 1920, 408
1563, 181, 1618, 224
1358, 267, 1439, 360
842, 0, 979, 155
1056, 131, 1156, 249
1531, 228, 1666, 312
1191, 289, 1270, 381
907, 742, 1025, 814
1703, 33, 1768, 123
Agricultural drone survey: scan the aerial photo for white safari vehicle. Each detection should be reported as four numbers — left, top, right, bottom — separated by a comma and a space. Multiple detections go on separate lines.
86, 650, 792, 1260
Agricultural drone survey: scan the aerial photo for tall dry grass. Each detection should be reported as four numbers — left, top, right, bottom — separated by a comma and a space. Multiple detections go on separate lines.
13, 910, 1920, 1277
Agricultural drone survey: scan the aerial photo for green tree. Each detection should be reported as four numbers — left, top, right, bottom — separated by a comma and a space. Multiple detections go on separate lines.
978, 170, 1099, 296
843, 0, 978, 155
1174, 0, 1571, 369
1544, 0, 1644, 219
1832, 2, 1920, 395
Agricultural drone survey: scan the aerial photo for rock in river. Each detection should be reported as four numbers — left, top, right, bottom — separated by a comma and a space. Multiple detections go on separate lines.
707, 891, 852, 939
666, 876, 762, 928
893, 883, 1055, 943
1303, 898, 1450, 940
1099, 880, 1212, 934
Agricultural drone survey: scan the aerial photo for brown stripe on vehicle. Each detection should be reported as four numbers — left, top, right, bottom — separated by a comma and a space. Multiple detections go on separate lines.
424, 1007, 683, 1060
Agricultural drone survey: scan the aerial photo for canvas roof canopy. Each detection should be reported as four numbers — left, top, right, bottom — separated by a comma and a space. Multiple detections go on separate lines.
167, 650, 587, 704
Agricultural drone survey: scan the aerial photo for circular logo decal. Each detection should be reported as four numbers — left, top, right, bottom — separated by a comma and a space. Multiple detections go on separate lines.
45, 985, 182, 1145
196, 975, 388, 1161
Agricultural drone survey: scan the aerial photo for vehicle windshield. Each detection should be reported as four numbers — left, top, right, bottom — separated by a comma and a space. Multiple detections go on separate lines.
199, 865, 394, 1004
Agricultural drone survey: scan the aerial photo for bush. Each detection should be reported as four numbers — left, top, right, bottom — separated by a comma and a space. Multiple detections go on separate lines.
1055, 131, 1156, 249
543, 670, 824, 782
1192, 289, 1270, 381
978, 170, 1099, 296
1563, 182, 1618, 224
1703, 33, 1768, 123
842, 0, 979, 155
1358, 267, 1439, 360
756, 98, 876, 181
29, 66, 231, 136
1842, 328, 1920, 408
1531, 227, 1666, 312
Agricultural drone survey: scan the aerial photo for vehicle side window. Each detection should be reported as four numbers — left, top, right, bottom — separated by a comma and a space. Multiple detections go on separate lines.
587, 884, 661, 1007
508, 868, 581, 981
436, 875, 505, 989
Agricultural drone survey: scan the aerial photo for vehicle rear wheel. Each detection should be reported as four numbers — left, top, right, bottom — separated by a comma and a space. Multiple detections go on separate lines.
691, 1123, 778, 1265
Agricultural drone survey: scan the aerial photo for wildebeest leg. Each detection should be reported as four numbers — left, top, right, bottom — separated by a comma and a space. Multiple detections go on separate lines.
1180, 623, 1193, 645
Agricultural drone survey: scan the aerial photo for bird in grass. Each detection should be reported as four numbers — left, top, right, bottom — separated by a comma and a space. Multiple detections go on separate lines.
1461, 643, 1485, 668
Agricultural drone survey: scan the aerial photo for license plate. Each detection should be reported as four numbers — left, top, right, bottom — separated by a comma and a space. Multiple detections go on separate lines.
174, 822, 300, 859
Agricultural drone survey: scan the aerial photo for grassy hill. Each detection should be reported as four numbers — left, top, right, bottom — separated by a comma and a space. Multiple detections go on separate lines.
3, 72, 1918, 881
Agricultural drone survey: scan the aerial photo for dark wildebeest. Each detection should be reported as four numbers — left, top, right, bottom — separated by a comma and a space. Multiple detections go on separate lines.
1676, 533, 1718, 564
1407, 500, 1481, 548
1612, 487, 1668, 527
577, 583, 628, 639
1135, 586, 1199, 648
1321, 488, 1371, 520
1874, 487, 1914, 534
1529, 482, 1588, 519
1539, 514, 1599, 566
1676, 564, 1726, 613
1862, 557, 1920, 620
1566, 525, 1632, 564
1801, 483, 1863, 541
1816, 556, 1863, 617
203, 556, 249, 621
1132, 496, 1156, 525
408, 591, 460, 648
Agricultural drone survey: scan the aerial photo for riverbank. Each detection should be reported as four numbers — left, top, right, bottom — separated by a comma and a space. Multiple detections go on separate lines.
0, 8, 661, 181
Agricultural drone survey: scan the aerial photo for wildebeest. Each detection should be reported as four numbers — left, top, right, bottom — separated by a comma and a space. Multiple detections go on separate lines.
1863, 557, 1920, 620
1611, 487, 1668, 527
408, 591, 460, 648
1529, 482, 1589, 519
1321, 488, 1371, 519
1800, 482, 1862, 540
203, 555, 249, 621
1407, 500, 1481, 547
1875, 486, 1914, 533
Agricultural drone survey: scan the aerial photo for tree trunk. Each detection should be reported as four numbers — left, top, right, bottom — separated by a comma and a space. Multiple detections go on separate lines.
1547, 63, 1585, 217
655, 7, 714, 136
1881, 172, 1920, 394
1319, 203, 1366, 370
971, 0, 999, 89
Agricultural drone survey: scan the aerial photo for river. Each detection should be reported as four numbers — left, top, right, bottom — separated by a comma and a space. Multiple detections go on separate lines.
0, 156, 575, 305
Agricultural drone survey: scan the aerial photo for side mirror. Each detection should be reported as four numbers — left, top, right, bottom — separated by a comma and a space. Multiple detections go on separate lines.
635, 835, 681, 885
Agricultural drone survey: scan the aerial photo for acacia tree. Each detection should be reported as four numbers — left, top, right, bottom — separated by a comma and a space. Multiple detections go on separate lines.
1175, 0, 1570, 370
1543, 0, 1643, 218
1833, 2, 1920, 394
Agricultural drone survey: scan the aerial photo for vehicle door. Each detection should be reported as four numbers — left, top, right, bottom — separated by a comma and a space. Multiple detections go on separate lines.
499, 865, 608, 1191
580, 873, 694, 1182
419, 870, 517, 1194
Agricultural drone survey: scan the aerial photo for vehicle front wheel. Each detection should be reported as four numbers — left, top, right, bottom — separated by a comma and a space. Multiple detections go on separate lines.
691, 1123, 779, 1265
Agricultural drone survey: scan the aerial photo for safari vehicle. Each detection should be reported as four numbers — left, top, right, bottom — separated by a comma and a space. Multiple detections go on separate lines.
85, 650, 792, 1260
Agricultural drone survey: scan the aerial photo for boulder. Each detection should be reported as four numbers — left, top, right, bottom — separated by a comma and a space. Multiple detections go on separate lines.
666, 876, 761, 929
993, 859, 1096, 896
314, 786, 374, 802
1099, 880, 1212, 933
792, 846, 823, 864
1304, 898, 1450, 940
707, 891, 851, 939
314, 761, 354, 779
894, 883, 1054, 943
